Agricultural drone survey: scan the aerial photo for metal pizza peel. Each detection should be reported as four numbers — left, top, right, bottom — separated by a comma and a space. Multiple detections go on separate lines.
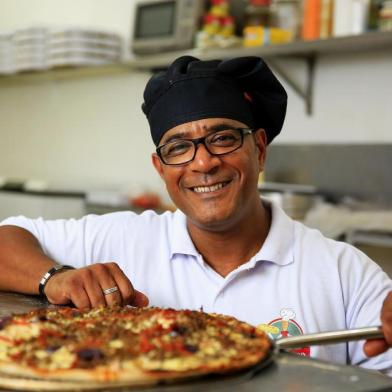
248, 325, 385, 377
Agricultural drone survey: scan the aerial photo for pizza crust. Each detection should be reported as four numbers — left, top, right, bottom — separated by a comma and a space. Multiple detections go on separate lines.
0, 349, 269, 383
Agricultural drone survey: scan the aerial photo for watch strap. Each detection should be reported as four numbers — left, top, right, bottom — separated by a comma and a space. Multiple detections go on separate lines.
38, 264, 75, 298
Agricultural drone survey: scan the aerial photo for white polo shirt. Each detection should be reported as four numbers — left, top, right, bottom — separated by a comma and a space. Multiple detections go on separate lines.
2, 200, 392, 375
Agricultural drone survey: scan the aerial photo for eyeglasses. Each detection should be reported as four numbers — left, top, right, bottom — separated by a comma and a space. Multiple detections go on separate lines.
156, 128, 253, 166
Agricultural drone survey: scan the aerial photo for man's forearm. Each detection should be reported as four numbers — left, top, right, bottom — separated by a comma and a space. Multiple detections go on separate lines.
0, 225, 56, 295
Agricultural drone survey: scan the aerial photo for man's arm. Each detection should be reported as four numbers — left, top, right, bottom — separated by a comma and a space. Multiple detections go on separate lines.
0, 225, 148, 309
364, 291, 392, 357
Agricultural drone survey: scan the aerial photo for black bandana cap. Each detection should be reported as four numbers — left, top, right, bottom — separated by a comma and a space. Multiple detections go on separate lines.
142, 56, 287, 146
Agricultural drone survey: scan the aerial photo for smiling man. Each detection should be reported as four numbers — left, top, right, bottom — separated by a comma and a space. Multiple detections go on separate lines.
0, 56, 391, 375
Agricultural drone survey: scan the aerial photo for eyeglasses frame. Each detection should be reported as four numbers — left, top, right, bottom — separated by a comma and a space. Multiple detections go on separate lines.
156, 128, 254, 166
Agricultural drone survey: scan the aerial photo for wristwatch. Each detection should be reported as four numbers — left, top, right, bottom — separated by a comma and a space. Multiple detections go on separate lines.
38, 264, 75, 298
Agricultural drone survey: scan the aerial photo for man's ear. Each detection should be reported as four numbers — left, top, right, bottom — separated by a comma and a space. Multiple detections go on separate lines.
253, 128, 267, 171
152, 153, 164, 179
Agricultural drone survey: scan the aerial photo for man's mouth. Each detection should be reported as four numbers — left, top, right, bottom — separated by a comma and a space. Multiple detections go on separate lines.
191, 181, 230, 194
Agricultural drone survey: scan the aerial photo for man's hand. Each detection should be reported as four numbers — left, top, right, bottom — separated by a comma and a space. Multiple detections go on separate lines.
364, 291, 392, 357
44, 262, 149, 310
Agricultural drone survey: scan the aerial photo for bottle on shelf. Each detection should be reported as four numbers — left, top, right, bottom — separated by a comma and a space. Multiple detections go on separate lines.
352, 0, 370, 34
195, 0, 239, 49
301, 0, 322, 40
379, 0, 392, 31
368, 0, 382, 30
243, 0, 293, 46
274, 0, 302, 41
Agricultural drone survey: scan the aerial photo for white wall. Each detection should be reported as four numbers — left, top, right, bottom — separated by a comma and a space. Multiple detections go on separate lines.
0, 0, 391, 195
0, 0, 134, 39
279, 51, 392, 143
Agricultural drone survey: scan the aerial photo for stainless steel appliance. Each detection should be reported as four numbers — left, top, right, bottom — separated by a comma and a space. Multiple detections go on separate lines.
130, 0, 204, 54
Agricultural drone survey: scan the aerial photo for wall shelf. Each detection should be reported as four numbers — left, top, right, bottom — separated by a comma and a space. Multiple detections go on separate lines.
128, 30, 392, 69
1, 31, 392, 113
128, 30, 392, 115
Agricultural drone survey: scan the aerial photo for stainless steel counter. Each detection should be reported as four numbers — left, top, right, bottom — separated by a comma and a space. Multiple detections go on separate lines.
1, 292, 392, 392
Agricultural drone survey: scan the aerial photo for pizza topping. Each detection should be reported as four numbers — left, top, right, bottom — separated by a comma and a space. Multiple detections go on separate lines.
109, 339, 124, 349
4, 323, 40, 341
77, 348, 105, 363
49, 347, 76, 369
45, 345, 61, 353
0, 316, 11, 330
184, 344, 198, 353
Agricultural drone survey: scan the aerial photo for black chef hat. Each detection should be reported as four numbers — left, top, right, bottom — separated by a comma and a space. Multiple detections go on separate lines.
142, 55, 287, 146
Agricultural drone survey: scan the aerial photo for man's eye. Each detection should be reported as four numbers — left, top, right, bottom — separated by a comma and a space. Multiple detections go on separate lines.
165, 142, 191, 156
210, 132, 239, 145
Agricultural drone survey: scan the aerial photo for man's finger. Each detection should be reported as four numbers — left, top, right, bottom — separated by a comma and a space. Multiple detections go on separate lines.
130, 290, 149, 307
363, 339, 389, 357
83, 273, 107, 308
105, 263, 149, 307
381, 291, 392, 345
106, 262, 135, 305
100, 279, 123, 306
90, 263, 123, 306
70, 286, 92, 310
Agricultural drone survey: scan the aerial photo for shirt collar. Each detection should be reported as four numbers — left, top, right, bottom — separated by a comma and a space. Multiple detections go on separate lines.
169, 198, 295, 266
251, 198, 295, 266
170, 209, 200, 258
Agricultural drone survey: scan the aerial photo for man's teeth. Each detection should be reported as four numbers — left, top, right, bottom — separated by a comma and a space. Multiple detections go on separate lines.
193, 182, 227, 193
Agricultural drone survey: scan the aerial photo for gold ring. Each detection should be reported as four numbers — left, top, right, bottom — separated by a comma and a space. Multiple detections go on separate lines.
102, 286, 119, 295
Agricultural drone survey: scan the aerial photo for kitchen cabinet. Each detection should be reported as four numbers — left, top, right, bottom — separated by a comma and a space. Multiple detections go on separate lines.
1, 30, 392, 115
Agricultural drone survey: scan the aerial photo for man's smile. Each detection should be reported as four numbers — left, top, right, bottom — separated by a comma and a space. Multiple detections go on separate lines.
189, 181, 231, 194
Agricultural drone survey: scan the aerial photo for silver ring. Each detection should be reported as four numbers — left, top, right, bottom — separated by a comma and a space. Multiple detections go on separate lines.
102, 286, 119, 295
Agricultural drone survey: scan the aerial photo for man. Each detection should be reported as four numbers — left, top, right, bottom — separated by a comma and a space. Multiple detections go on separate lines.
0, 56, 391, 374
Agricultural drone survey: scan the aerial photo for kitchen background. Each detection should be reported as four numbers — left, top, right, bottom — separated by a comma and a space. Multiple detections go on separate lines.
0, 0, 391, 273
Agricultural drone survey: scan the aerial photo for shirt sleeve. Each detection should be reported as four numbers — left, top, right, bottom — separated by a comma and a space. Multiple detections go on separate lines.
0, 212, 136, 269
340, 244, 392, 376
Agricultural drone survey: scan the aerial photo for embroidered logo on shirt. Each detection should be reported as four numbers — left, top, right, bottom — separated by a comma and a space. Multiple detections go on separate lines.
257, 308, 310, 357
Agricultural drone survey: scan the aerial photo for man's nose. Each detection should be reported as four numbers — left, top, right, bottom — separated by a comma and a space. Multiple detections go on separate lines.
189, 143, 221, 172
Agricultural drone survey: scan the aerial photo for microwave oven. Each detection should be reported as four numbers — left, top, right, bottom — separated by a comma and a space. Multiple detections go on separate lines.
130, 0, 205, 54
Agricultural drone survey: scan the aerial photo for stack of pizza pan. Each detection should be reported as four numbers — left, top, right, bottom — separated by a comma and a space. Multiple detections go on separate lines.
0, 26, 123, 75
48, 27, 123, 68
0, 31, 14, 75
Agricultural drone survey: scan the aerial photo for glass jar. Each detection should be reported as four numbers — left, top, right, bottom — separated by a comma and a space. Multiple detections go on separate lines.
274, 0, 301, 40
244, 0, 277, 28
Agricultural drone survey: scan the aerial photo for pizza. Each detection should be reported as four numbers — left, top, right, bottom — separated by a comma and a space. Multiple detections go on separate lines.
0, 306, 271, 389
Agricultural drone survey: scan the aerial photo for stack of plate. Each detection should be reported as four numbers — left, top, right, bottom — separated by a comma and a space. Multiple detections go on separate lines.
0, 26, 123, 75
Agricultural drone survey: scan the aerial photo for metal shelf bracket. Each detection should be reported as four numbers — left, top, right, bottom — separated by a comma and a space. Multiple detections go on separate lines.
268, 55, 316, 115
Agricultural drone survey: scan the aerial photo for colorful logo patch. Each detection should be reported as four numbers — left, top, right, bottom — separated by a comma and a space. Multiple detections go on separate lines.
257, 308, 310, 356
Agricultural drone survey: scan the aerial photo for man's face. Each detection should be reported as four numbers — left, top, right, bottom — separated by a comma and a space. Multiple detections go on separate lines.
152, 118, 267, 232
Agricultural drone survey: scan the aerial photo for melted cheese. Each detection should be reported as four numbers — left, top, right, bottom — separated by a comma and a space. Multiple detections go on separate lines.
34, 350, 49, 360
0, 345, 9, 361
109, 339, 124, 349
48, 347, 76, 369
3, 323, 40, 341
156, 317, 174, 329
